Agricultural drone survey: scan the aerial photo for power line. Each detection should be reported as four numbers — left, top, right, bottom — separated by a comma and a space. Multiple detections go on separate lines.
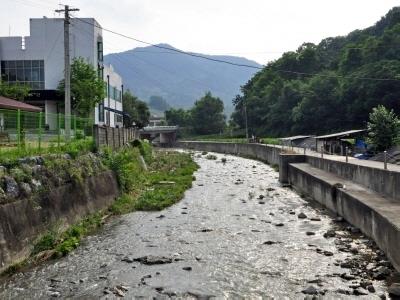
73, 17, 400, 83
7, 0, 399, 84
71, 23, 204, 101
73, 17, 263, 70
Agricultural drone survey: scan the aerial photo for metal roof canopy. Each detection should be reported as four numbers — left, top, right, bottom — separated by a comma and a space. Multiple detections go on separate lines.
0, 96, 42, 112
280, 135, 314, 141
316, 129, 366, 140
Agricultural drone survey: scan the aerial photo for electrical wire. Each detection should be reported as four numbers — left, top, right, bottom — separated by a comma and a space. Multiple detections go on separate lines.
73, 17, 400, 83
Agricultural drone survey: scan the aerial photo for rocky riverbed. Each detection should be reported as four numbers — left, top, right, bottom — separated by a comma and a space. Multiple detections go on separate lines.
0, 151, 398, 299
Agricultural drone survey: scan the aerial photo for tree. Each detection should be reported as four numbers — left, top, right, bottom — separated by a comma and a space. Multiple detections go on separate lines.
191, 92, 225, 135
123, 90, 150, 128
0, 81, 30, 100
165, 108, 191, 127
230, 7, 400, 137
58, 57, 105, 117
367, 105, 400, 151
149, 95, 170, 111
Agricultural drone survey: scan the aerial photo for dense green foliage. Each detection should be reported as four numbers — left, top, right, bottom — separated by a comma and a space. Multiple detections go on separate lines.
58, 58, 105, 117
0, 81, 30, 100
231, 8, 400, 137
191, 92, 226, 135
122, 90, 150, 128
367, 105, 400, 151
165, 108, 192, 127
165, 92, 226, 135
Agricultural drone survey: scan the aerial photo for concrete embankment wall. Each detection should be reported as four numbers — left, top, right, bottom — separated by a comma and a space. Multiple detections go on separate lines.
177, 141, 400, 271
0, 171, 119, 272
288, 164, 400, 271
306, 156, 400, 202
176, 141, 282, 166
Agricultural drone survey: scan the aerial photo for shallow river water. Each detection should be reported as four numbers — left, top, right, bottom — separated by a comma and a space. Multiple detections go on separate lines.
0, 151, 395, 299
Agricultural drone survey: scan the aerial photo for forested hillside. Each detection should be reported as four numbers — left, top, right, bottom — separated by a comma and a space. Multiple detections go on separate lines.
231, 7, 400, 137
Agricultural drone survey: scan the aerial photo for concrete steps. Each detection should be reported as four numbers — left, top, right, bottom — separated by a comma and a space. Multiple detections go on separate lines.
289, 162, 400, 271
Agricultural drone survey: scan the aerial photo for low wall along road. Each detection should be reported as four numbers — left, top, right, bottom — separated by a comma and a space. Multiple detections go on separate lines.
177, 141, 400, 271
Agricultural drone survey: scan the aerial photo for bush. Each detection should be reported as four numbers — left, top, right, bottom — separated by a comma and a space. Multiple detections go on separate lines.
101, 146, 145, 193
367, 105, 400, 151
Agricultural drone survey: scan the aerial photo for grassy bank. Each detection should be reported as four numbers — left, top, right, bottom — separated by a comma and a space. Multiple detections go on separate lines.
3, 142, 197, 275
0, 138, 96, 166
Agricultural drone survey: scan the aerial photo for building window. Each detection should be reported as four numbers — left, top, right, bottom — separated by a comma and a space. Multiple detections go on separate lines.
99, 102, 105, 122
1, 60, 44, 89
115, 113, 123, 124
97, 65, 104, 80
97, 41, 103, 62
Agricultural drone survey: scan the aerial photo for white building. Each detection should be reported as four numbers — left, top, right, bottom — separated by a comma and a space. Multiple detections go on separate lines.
0, 17, 123, 129
97, 64, 123, 128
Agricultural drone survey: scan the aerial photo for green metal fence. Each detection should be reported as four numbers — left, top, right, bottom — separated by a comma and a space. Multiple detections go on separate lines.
0, 108, 94, 150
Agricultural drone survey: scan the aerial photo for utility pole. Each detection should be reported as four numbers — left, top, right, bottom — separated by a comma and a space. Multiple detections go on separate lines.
55, 5, 79, 142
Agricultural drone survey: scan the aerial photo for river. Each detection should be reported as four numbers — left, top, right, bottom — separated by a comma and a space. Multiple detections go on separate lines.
0, 151, 394, 299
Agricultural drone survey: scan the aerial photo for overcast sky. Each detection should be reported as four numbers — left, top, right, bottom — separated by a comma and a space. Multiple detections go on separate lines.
1, 0, 399, 64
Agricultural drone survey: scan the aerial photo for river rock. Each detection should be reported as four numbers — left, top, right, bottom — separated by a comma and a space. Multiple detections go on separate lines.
121, 256, 135, 263
353, 287, 369, 296
373, 266, 391, 280
323, 230, 336, 238
389, 283, 400, 296
3, 176, 19, 198
341, 273, 355, 280
20, 182, 32, 197
310, 217, 321, 221
298, 212, 307, 219
31, 179, 42, 191
302, 285, 318, 295
133, 255, 173, 265
263, 241, 280, 245
367, 285, 375, 293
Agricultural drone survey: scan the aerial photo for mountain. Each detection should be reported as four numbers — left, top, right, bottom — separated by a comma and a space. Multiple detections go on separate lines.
231, 7, 400, 137
104, 44, 261, 114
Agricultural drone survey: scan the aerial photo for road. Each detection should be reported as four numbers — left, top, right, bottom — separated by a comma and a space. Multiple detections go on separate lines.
0, 151, 393, 299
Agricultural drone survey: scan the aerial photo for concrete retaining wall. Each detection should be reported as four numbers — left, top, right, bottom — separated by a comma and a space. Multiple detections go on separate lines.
306, 156, 400, 202
288, 164, 400, 271
0, 170, 119, 272
176, 141, 282, 166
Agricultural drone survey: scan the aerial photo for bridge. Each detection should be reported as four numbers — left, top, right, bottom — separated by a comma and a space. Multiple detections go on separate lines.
139, 125, 178, 146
